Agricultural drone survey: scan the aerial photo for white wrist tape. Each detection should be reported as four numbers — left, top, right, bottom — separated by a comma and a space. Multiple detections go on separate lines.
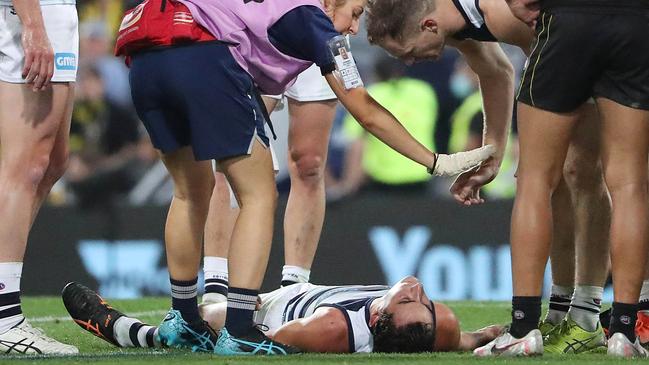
430, 145, 495, 176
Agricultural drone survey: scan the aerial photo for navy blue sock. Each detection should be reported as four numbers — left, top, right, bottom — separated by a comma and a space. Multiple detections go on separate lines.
610, 302, 638, 342
170, 277, 200, 323
225, 287, 258, 337
204, 277, 229, 297
510, 296, 542, 338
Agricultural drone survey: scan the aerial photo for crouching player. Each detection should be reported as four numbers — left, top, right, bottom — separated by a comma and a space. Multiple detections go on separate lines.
62, 277, 502, 353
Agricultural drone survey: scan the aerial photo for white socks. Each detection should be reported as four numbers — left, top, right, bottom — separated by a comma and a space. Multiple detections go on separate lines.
113, 317, 161, 348
568, 285, 603, 332
545, 285, 573, 325
203, 257, 228, 304
281, 265, 310, 286
0, 262, 24, 335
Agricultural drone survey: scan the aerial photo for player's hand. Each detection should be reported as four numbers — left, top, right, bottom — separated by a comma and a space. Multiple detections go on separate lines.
505, 0, 540, 28
477, 325, 507, 344
430, 145, 495, 177
21, 24, 54, 91
449, 156, 499, 206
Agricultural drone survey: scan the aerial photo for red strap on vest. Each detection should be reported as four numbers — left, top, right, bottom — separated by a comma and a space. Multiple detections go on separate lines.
115, 0, 216, 63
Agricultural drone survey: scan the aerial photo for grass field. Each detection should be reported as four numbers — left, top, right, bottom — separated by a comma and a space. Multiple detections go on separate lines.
0, 298, 637, 364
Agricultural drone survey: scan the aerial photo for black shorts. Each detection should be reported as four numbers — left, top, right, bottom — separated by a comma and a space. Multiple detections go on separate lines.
517, 4, 649, 112
129, 42, 269, 161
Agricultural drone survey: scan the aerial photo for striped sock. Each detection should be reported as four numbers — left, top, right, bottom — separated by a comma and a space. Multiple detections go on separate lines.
225, 287, 258, 337
0, 263, 24, 335
113, 317, 161, 348
203, 257, 228, 304
544, 285, 573, 325
170, 277, 199, 323
567, 285, 603, 331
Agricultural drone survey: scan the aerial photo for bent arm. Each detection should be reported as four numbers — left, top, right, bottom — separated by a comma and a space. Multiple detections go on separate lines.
458, 325, 506, 351
272, 307, 350, 353
326, 73, 437, 171
453, 40, 514, 167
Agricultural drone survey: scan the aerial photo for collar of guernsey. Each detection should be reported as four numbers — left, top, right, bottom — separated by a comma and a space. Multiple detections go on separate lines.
0, 0, 76, 5
177, 0, 325, 95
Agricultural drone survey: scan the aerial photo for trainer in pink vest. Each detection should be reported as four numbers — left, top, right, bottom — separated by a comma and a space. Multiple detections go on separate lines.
177, 0, 331, 95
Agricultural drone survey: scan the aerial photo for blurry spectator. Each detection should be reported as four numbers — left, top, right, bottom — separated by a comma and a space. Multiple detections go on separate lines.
328, 56, 438, 200
77, 0, 128, 36
447, 59, 518, 200
79, 21, 132, 108
65, 66, 156, 207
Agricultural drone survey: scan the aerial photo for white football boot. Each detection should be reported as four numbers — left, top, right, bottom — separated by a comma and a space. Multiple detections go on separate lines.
0, 320, 78, 355
474, 329, 543, 357
607, 332, 649, 358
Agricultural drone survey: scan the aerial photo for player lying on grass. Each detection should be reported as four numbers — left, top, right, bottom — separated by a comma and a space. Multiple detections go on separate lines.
62, 276, 502, 353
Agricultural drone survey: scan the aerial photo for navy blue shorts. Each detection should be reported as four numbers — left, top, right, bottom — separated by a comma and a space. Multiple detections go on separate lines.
129, 42, 270, 161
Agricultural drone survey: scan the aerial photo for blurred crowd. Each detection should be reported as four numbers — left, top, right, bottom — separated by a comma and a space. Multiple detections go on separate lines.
53, 0, 526, 207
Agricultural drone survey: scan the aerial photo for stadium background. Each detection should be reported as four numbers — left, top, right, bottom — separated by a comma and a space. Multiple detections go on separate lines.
27, 0, 612, 302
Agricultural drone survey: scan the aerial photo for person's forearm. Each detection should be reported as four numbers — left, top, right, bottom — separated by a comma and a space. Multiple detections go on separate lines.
12, 0, 45, 29
478, 68, 514, 164
457, 41, 515, 166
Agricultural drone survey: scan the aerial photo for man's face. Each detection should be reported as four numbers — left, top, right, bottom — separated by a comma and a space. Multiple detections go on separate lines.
379, 26, 446, 65
381, 276, 434, 328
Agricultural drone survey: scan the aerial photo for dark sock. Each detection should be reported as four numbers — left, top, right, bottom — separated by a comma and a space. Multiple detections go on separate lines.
610, 302, 637, 342
225, 287, 259, 337
204, 277, 229, 297
510, 296, 542, 338
639, 299, 649, 312
600, 308, 612, 331
281, 279, 299, 287
170, 277, 200, 323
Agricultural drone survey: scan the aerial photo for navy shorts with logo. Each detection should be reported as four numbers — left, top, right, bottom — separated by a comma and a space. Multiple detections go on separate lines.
129, 42, 269, 161
517, 2, 649, 112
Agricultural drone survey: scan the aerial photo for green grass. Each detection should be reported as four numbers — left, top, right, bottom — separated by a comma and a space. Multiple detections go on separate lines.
0, 298, 634, 364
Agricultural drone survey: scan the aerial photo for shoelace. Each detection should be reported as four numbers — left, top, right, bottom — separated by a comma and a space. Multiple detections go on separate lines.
547, 320, 572, 342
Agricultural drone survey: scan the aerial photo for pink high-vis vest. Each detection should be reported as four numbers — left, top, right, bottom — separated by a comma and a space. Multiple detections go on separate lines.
177, 0, 326, 94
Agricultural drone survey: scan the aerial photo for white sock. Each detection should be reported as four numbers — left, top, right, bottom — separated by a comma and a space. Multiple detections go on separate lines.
545, 284, 573, 325
568, 285, 603, 332
113, 317, 161, 348
281, 265, 310, 285
0, 262, 24, 335
203, 257, 228, 304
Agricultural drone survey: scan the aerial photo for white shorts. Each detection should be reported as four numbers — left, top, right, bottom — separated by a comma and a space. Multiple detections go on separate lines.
255, 283, 314, 332
266, 64, 336, 103
0, 5, 78, 83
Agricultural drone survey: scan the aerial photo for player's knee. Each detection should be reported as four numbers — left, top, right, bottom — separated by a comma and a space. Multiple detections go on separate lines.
563, 156, 604, 192
174, 177, 215, 206
238, 184, 278, 211
290, 150, 325, 184
3, 153, 53, 192
42, 148, 70, 188
517, 169, 563, 194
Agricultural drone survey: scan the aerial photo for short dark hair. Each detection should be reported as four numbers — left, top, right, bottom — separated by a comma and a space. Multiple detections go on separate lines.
366, 0, 436, 44
372, 312, 435, 353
